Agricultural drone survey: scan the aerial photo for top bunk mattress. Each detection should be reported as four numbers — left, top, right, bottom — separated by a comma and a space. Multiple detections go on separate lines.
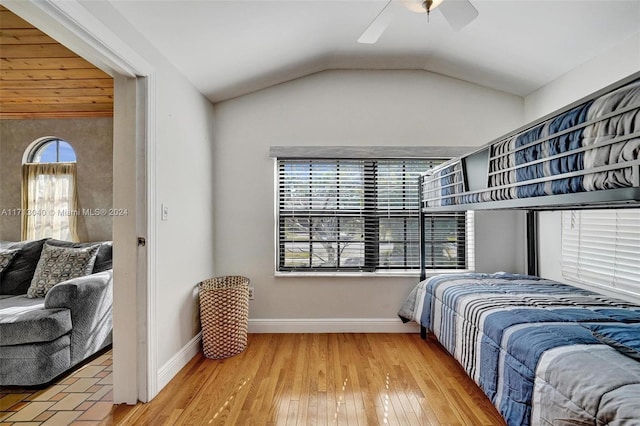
422, 77, 640, 210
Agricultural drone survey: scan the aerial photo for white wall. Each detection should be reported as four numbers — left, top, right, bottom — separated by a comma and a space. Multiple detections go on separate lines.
537, 210, 563, 281
213, 70, 526, 327
152, 64, 216, 365
526, 35, 640, 288
525, 34, 640, 122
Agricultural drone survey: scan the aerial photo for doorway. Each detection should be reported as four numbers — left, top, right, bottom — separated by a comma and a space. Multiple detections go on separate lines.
2, 0, 155, 404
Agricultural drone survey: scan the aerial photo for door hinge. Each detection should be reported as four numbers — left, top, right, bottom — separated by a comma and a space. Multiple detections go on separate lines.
137, 237, 146, 247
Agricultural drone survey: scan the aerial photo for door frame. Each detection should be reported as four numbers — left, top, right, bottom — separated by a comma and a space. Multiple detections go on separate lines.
3, 0, 158, 403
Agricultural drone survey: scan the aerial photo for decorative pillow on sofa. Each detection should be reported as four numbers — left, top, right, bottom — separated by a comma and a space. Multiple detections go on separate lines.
589, 323, 640, 361
45, 239, 113, 273
0, 239, 49, 295
0, 249, 20, 277
27, 243, 101, 298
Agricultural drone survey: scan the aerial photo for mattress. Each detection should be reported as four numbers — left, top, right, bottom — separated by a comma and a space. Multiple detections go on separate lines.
422, 79, 640, 208
398, 272, 640, 425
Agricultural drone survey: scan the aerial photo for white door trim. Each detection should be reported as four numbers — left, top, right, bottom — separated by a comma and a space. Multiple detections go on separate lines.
1, 0, 151, 77
138, 74, 159, 402
112, 74, 141, 404
3, 0, 158, 403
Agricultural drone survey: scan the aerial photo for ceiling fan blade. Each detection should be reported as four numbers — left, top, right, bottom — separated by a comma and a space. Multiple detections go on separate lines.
400, 0, 426, 14
438, 0, 479, 31
358, 0, 398, 44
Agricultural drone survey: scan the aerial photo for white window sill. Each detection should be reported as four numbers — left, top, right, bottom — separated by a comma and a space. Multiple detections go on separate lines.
421, 269, 475, 278
274, 271, 421, 278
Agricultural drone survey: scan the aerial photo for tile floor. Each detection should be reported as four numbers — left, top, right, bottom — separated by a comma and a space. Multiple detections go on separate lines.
0, 350, 113, 426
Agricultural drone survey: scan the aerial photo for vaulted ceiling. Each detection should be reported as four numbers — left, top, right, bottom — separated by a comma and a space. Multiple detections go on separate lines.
1, 1, 638, 115
0, 6, 113, 120
108, 0, 640, 103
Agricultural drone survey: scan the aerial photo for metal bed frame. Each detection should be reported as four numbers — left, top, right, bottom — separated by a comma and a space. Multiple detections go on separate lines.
417, 73, 640, 339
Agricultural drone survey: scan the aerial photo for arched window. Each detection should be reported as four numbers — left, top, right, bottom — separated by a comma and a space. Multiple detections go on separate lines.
22, 137, 79, 242
27, 139, 77, 163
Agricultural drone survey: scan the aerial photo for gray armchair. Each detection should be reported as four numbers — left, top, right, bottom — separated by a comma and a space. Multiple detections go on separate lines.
45, 270, 113, 366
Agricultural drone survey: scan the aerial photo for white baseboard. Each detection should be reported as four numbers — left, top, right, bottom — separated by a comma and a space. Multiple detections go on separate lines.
248, 318, 420, 333
157, 332, 202, 392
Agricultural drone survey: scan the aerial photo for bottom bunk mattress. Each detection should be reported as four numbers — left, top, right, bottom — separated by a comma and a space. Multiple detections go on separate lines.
398, 272, 640, 426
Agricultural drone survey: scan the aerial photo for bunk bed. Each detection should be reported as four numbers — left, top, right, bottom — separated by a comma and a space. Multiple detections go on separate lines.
399, 73, 640, 426
421, 75, 640, 212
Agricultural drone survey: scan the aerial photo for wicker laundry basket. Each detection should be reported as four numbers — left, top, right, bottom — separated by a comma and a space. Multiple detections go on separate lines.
198, 276, 250, 359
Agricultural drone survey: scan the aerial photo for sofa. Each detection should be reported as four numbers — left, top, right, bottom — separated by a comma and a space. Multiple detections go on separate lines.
0, 238, 113, 386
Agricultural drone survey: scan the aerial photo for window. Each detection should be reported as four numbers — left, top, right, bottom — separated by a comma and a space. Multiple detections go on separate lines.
562, 209, 640, 296
276, 158, 472, 273
28, 139, 77, 163
422, 211, 472, 270
22, 138, 79, 242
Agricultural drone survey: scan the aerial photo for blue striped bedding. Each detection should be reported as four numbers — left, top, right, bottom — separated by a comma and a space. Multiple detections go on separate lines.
423, 78, 640, 207
398, 272, 640, 425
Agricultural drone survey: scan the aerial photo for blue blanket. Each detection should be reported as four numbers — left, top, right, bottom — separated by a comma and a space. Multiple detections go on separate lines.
399, 273, 640, 425
422, 79, 640, 208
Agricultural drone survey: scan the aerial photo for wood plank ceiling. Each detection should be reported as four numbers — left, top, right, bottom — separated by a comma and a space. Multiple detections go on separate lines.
0, 6, 113, 119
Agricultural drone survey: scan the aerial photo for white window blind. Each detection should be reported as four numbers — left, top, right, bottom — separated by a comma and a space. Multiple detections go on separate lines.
562, 209, 640, 295
276, 158, 472, 272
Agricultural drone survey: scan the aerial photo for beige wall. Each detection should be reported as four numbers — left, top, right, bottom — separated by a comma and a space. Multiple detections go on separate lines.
0, 117, 113, 242
213, 69, 526, 323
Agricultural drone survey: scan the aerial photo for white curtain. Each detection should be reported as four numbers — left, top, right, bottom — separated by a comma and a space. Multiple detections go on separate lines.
22, 163, 79, 242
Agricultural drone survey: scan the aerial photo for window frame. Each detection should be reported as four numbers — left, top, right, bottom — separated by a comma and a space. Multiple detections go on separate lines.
21, 137, 79, 242
26, 138, 77, 164
275, 157, 473, 275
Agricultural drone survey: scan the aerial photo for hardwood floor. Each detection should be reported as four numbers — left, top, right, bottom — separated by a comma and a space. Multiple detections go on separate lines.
107, 333, 505, 425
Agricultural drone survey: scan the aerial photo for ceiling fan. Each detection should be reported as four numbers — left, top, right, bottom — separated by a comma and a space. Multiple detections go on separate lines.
358, 0, 479, 44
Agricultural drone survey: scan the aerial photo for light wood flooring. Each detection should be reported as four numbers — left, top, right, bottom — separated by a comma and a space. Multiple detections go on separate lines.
108, 333, 505, 425
1, 334, 505, 425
